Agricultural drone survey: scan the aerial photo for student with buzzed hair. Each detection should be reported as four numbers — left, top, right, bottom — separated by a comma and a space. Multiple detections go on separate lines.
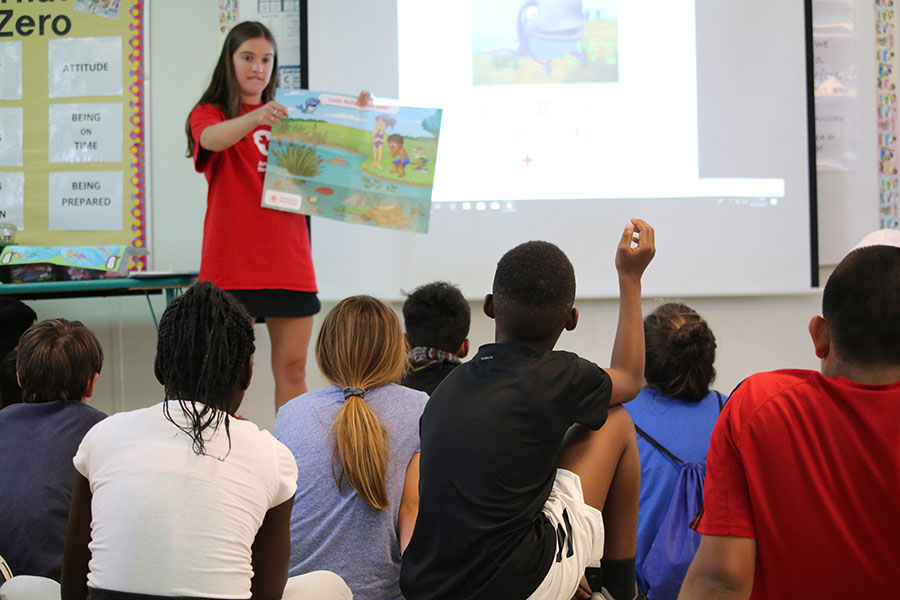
402, 281, 471, 395
0, 319, 106, 580
680, 244, 900, 598
401, 220, 655, 600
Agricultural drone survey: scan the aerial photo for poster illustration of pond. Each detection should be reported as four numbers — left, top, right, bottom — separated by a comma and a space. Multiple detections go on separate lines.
261, 90, 442, 234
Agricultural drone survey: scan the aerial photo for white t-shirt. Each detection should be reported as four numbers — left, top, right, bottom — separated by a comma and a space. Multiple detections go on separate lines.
73, 401, 297, 598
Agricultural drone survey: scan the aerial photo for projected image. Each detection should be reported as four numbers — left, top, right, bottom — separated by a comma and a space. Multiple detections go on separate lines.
471, 0, 618, 85
401, 0, 787, 206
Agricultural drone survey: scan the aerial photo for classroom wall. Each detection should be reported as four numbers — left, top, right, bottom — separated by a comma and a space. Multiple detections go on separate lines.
21, 0, 873, 430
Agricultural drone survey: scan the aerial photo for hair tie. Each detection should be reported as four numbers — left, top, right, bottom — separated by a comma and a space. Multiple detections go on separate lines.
342, 387, 366, 400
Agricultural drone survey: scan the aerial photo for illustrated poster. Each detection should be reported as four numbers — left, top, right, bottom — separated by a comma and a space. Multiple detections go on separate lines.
261, 90, 442, 234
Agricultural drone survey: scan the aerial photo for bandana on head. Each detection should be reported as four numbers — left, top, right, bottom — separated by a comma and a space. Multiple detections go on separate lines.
407, 346, 461, 372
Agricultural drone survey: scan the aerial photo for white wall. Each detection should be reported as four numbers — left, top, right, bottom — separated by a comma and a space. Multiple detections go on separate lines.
22, 0, 868, 430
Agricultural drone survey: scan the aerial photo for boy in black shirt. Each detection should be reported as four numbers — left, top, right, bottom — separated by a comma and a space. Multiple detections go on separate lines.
402, 281, 471, 395
400, 220, 655, 600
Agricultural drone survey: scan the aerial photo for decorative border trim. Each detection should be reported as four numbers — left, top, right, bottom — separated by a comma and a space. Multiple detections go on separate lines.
128, 0, 147, 268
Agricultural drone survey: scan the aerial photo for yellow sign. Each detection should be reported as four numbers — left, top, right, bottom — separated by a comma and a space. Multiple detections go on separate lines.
0, 0, 145, 259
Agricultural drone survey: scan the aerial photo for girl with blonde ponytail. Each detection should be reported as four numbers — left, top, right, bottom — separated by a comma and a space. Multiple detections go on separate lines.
274, 296, 429, 600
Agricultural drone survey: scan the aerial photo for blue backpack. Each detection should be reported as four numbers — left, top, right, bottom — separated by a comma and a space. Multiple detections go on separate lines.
634, 392, 723, 600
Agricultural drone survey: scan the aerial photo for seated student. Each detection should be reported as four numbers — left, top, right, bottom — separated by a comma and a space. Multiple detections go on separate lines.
401, 281, 471, 394
0, 350, 23, 409
679, 245, 900, 598
624, 303, 724, 598
0, 298, 37, 410
274, 295, 427, 600
61, 281, 350, 600
400, 220, 656, 600
0, 319, 106, 580
0, 297, 37, 357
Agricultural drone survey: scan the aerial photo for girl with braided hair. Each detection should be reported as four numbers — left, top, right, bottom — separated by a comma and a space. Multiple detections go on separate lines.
623, 302, 727, 597
273, 296, 428, 600
61, 281, 351, 600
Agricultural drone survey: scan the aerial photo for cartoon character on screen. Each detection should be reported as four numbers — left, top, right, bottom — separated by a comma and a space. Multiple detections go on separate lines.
517, 0, 587, 76
388, 133, 409, 177
371, 115, 397, 170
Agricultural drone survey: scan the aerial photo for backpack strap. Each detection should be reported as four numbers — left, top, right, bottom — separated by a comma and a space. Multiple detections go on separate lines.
634, 424, 684, 464
715, 391, 724, 411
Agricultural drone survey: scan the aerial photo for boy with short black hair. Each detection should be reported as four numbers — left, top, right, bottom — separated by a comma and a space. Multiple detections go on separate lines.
680, 244, 900, 598
402, 281, 471, 395
0, 319, 106, 580
401, 220, 655, 600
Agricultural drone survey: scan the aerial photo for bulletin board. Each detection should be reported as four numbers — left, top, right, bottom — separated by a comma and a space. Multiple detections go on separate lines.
0, 0, 146, 261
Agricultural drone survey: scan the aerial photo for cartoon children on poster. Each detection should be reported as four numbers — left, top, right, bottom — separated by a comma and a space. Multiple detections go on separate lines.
370, 115, 397, 170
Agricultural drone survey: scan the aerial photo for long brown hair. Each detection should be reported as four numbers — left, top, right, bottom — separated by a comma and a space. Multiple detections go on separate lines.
184, 21, 279, 157
316, 296, 408, 509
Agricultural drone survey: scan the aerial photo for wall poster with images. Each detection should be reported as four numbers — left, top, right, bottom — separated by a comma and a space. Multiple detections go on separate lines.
0, 0, 147, 267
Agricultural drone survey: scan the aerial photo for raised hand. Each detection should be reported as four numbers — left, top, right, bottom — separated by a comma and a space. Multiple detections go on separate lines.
615, 218, 656, 280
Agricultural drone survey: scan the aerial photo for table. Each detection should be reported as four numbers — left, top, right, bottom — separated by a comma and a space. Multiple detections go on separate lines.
0, 274, 198, 328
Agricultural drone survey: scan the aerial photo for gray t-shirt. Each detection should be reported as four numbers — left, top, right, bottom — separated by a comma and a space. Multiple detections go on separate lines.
273, 383, 428, 600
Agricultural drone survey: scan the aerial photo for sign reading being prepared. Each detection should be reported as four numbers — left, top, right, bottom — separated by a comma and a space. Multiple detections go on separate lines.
48, 170, 123, 231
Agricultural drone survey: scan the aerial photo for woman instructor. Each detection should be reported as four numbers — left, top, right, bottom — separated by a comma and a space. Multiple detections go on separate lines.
186, 21, 367, 408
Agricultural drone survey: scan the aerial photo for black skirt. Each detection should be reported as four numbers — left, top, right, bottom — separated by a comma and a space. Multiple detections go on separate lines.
227, 289, 320, 322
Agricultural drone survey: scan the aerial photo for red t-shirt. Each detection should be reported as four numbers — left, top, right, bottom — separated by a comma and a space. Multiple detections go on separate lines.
190, 103, 317, 292
696, 369, 900, 597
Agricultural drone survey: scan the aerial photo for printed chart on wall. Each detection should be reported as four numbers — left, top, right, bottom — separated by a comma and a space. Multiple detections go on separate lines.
0, 0, 146, 260
812, 0, 858, 172
876, 1, 899, 229
219, 0, 302, 88
261, 90, 441, 233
